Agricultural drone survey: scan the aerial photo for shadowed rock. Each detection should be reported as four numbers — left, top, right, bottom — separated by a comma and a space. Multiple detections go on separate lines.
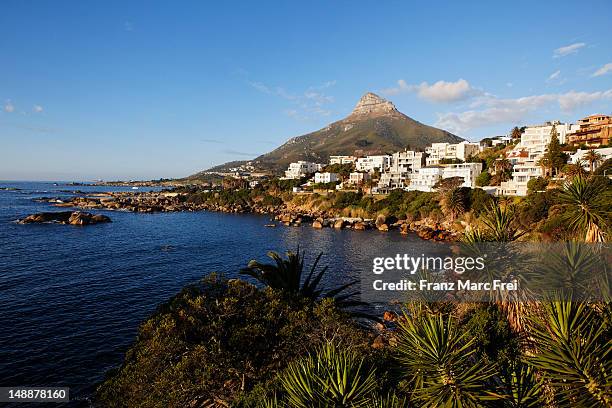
18, 211, 111, 225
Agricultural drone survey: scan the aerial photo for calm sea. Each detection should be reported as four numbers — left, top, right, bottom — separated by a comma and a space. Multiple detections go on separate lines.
0, 181, 440, 406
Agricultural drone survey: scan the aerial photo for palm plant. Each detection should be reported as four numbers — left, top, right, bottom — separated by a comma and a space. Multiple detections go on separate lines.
240, 248, 364, 310
279, 342, 378, 408
564, 159, 588, 179
495, 157, 513, 181
527, 301, 612, 407
395, 305, 496, 407
584, 149, 603, 173
558, 176, 608, 242
445, 187, 468, 221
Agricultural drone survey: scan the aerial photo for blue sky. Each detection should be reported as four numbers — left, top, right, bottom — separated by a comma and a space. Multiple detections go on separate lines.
1, 0, 611, 181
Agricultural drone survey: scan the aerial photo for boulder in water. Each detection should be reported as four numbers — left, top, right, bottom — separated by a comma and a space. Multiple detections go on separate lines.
18, 211, 111, 225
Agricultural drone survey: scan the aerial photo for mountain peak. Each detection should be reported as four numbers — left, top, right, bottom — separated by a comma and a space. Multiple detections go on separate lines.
351, 92, 397, 116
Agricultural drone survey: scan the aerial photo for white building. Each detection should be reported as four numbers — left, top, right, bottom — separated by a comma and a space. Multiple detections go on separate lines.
284, 161, 322, 179
378, 150, 425, 190
497, 121, 579, 196
569, 147, 612, 169
519, 121, 578, 158
329, 155, 357, 165
406, 163, 483, 192
355, 155, 391, 173
441, 163, 483, 188
314, 172, 339, 184
406, 167, 443, 192
349, 172, 371, 185
426, 141, 480, 165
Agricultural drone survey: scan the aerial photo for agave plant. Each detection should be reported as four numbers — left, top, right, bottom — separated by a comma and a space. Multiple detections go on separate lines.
279, 342, 378, 408
240, 248, 366, 311
526, 300, 612, 407
395, 304, 496, 407
558, 176, 609, 242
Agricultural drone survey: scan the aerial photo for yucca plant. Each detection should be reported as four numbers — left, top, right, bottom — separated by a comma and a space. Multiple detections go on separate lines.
526, 300, 612, 407
364, 392, 408, 408
240, 248, 365, 311
486, 361, 543, 407
558, 176, 609, 242
395, 304, 496, 407
480, 202, 524, 242
279, 342, 378, 408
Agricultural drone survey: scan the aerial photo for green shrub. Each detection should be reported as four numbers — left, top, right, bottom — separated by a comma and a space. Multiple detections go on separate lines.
95, 275, 370, 407
475, 171, 491, 187
527, 177, 549, 194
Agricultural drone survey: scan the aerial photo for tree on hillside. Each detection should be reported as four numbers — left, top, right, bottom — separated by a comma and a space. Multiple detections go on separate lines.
545, 126, 567, 176
537, 156, 552, 178
584, 149, 603, 173
433, 176, 464, 192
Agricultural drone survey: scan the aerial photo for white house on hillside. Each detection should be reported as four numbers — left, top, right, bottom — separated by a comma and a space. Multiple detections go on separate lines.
355, 155, 391, 173
284, 161, 322, 179
426, 141, 480, 165
314, 172, 339, 184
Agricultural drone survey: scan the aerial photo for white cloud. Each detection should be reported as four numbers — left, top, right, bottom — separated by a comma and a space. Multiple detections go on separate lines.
3, 101, 14, 113
435, 89, 612, 135
547, 70, 561, 82
382, 78, 479, 103
592, 62, 612, 77
553, 42, 586, 58
249, 80, 336, 120
33, 105, 43, 113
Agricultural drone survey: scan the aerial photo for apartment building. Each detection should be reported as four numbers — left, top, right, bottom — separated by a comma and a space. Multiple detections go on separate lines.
378, 150, 425, 190
314, 172, 339, 184
568, 114, 612, 147
348, 172, 371, 185
497, 121, 578, 196
569, 147, 612, 169
425, 141, 480, 165
284, 161, 322, 179
406, 163, 483, 192
355, 155, 391, 173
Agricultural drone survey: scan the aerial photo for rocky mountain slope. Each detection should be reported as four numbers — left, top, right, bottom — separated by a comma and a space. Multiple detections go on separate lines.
194, 92, 463, 175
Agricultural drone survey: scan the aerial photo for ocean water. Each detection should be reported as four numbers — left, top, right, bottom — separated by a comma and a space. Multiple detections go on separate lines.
0, 181, 440, 406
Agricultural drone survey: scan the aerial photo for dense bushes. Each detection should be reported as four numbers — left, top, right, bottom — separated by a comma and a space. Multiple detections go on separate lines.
96, 275, 375, 407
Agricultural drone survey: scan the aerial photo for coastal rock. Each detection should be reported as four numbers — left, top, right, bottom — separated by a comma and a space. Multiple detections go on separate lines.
333, 219, 344, 229
375, 214, 387, 228
18, 211, 111, 225
353, 222, 367, 231
400, 223, 410, 235
377, 223, 389, 232
383, 311, 397, 322
312, 220, 323, 229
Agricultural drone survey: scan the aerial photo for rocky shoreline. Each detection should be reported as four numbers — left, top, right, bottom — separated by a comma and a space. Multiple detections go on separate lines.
35, 191, 458, 241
